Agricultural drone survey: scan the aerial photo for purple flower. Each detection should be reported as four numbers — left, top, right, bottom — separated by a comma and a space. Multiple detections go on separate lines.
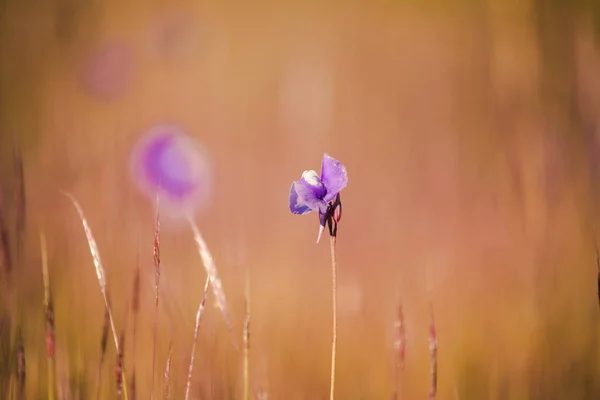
130, 125, 212, 217
289, 154, 348, 242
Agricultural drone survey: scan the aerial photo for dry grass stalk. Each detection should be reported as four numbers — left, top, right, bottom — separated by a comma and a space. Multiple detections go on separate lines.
243, 312, 250, 400
40, 232, 56, 400
0, 184, 16, 325
256, 388, 269, 400
189, 217, 237, 349
243, 273, 250, 400
13, 146, 25, 233
16, 330, 25, 400
131, 262, 140, 400
591, 223, 599, 309
96, 308, 110, 400
163, 341, 172, 400
428, 306, 438, 400
40, 233, 50, 308
132, 258, 140, 324
62, 191, 128, 400
151, 201, 160, 400
130, 374, 136, 400
184, 274, 211, 400
392, 300, 406, 399
0, 314, 11, 396
394, 302, 406, 370
0, 212, 11, 278
13, 145, 25, 265
116, 332, 125, 400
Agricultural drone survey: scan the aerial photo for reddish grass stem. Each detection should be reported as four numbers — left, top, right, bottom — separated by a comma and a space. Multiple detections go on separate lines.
243, 273, 250, 400
15, 329, 25, 400
428, 306, 438, 400
13, 144, 25, 267
131, 262, 141, 400
163, 341, 172, 400
185, 275, 211, 400
116, 332, 125, 400
392, 300, 406, 399
151, 203, 160, 400
0, 213, 11, 277
395, 303, 406, 370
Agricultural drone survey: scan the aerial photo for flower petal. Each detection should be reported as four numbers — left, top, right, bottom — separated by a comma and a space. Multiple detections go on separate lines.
289, 182, 312, 215
321, 154, 348, 202
300, 170, 326, 197
290, 172, 328, 214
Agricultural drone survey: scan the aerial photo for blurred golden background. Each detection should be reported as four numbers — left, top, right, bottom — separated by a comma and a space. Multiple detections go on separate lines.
2, 0, 600, 398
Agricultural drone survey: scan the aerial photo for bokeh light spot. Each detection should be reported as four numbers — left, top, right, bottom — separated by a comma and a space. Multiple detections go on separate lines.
130, 125, 212, 219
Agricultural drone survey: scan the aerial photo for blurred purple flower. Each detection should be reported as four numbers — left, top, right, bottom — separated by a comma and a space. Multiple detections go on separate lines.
130, 125, 212, 216
289, 154, 347, 242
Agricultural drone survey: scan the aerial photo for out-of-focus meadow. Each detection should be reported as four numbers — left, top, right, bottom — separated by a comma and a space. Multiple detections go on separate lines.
2, 0, 600, 398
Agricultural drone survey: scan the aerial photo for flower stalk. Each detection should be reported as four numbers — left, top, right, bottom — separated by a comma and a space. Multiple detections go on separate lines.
326, 194, 342, 400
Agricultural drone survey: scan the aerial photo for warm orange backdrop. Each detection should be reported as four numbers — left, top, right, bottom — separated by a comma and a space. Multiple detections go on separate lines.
1, 1, 600, 398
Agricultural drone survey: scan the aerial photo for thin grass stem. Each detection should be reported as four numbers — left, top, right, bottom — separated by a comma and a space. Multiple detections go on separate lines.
185, 275, 211, 400
40, 232, 55, 400
62, 191, 128, 400
329, 235, 338, 400
151, 199, 160, 400
243, 270, 250, 400
163, 341, 172, 400
188, 216, 237, 350
428, 305, 438, 400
